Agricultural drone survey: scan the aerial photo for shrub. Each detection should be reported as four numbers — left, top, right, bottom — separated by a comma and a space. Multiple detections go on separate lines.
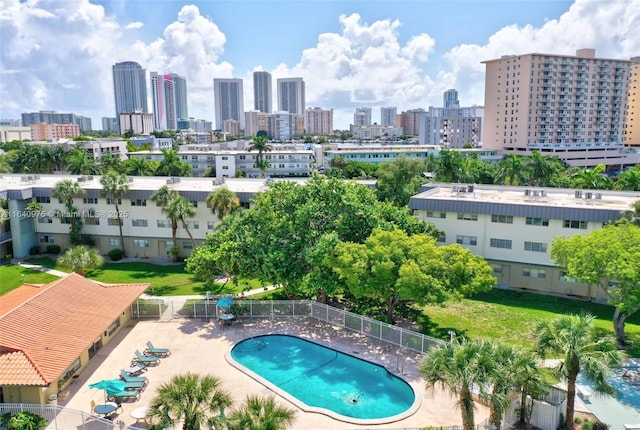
46, 244, 60, 254
592, 421, 610, 430
5, 254, 12, 262
582, 420, 593, 430
107, 248, 124, 261
29, 246, 41, 256
7, 411, 46, 429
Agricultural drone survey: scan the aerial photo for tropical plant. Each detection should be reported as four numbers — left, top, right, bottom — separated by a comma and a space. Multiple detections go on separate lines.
100, 171, 129, 256
67, 148, 99, 175
147, 373, 232, 430
156, 149, 191, 177
166, 195, 198, 249
522, 151, 561, 186
225, 395, 296, 430
0, 196, 8, 224
206, 187, 240, 221
569, 164, 611, 190
496, 153, 527, 185
124, 156, 157, 176
57, 245, 104, 276
419, 339, 493, 430
151, 186, 180, 259
535, 313, 621, 430
614, 166, 640, 191
248, 135, 272, 178
98, 152, 124, 174
52, 179, 86, 244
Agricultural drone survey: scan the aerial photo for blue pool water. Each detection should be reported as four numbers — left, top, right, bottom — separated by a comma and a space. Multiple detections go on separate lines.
230, 334, 416, 420
577, 371, 640, 410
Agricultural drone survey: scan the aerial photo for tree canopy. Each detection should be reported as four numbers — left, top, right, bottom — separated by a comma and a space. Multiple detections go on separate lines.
186, 176, 435, 300
550, 221, 640, 347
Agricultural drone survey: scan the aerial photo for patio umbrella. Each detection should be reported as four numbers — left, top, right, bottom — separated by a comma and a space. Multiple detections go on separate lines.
217, 297, 233, 308
89, 379, 128, 400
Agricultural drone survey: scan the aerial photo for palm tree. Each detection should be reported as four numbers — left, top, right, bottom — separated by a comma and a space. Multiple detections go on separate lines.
225, 395, 296, 430
151, 186, 180, 259
622, 200, 640, 226
167, 196, 198, 249
52, 179, 86, 245
99, 152, 124, 174
535, 313, 621, 430
496, 153, 526, 185
147, 373, 232, 430
67, 149, 99, 175
248, 135, 272, 178
523, 151, 558, 186
57, 245, 104, 276
419, 339, 492, 430
513, 349, 548, 430
434, 149, 464, 183
0, 197, 8, 224
206, 187, 240, 221
25, 202, 43, 250
50, 144, 68, 172
156, 149, 191, 176
570, 164, 612, 190
125, 157, 157, 176
100, 172, 129, 256
614, 166, 640, 191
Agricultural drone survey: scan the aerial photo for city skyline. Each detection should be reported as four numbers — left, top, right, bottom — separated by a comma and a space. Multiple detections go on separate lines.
1, 0, 639, 130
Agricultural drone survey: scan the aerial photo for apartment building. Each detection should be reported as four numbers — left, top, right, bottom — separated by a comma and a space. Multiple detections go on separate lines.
318, 144, 440, 170
0, 175, 274, 259
29, 123, 80, 141
304, 107, 333, 135
129, 143, 313, 178
409, 183, 640, 300
482, 48, 640, 167
0, 126, 31, 143
349, 124, 403, 140
625, 57, 640, 148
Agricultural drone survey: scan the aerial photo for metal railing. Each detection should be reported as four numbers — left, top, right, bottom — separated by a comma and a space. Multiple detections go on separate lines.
132, 299, 444, 354
0, 403, 138, 430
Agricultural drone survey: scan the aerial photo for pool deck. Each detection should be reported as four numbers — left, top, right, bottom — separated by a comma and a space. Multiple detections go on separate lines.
60, 317, 489, 429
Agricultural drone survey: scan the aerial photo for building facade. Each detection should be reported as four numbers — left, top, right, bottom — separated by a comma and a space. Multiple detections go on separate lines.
171, 73, 188, 121
214, 78, 245, 131
21, 111, 75, 127
318, 143, 440, 170
304, 107, 333, 135
409, 183, 640, 300
277, 78, 305, 115
349, 124, 403, 140
380, 107, 397, 126
119, 112, 153, 135
443, 89, 460, 108
0, 126, 31, 143
101, 117, 118, 133
625, 57, 640, 148
354, 107, 372, 126
253, 71, 272, 113
482, 49, 636, 167
244, 110, 268, 137
75, 116, 92, 132
419, 115, 482, 148
112, 61, 148, 118
398, 109, 425, 136
29, 123, 80, 141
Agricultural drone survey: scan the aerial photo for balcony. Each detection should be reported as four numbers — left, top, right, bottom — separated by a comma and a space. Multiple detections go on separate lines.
0, 232, 12, 244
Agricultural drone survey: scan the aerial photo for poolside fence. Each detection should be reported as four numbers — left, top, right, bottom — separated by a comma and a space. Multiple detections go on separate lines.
131, 299, 445, 354
0, 403, 138, 430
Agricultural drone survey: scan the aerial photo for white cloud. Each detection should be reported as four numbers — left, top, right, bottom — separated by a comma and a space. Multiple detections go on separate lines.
124, 21, 143, 30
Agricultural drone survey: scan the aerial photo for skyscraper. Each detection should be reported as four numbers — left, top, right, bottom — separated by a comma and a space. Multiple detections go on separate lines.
443, 89, 460, 108
354, 107, 372, 126
380, 107, 397, 126
151, 72, 184, 130
304, 107, 333, 135
277, 78, 305, 115
253, 71, 272, 113
171, 74, 188, 121
112, 61, 148, 118
213, 78, 245, 131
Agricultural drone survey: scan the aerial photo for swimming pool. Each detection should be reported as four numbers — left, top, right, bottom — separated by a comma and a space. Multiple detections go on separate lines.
229, 334, 419, 424
577, 370, 640, 410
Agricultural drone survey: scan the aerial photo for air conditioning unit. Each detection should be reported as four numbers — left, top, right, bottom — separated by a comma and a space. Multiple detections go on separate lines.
524, 189, 531, 196
595, 193, 603, 199
574, 190, 583, 198
585, 192, 593, 199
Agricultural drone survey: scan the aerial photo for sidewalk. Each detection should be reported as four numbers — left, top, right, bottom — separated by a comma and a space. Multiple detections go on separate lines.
15, 260, 69, 277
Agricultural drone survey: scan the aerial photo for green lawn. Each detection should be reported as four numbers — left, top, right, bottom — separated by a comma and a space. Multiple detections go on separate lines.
418, 289, 640, 357
23, 257, 261, 296
0, 264, 58, 295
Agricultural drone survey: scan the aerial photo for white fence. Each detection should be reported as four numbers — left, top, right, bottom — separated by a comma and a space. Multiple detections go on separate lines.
0, 403, 138, 430
132, 299, 444, 354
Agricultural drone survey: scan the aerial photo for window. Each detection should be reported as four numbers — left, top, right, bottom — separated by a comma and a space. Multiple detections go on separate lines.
109, 238, 121, 247
183, 242, 194, 249
457, 213, 478, 221
133, 239, 150, 248
131, 199, 146, 206
36, 196, 50, 203
59, 358, 81, 388
490, 238, 512, 249
491, 214, 513, 224
106, 198, 122, 205
107, 318, 120, 336
437, 233, 446, 243
524, 241, 548, 252
38, 216, 53, 224
426, 211, 446, 219
108, 218, 122, 226
491, 264, 503, 274
131, 219, 148, 227
40, 235, 54, 243
186, 221, 199, 229
85, 217, 100, 225
60, 216, 71, 224
456, 235, 477, 246
164, 241, 174, 249
207, 221, 215, 230
190, 201, 198, 208
157, 220, 171, 228
83, 197, 98, 204
564, 219, 587, 229
523, 267, 546, 278
559, 271, 579, 283
526, 217, 549, 226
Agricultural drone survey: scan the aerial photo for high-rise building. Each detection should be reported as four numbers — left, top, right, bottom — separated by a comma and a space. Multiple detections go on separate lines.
151, 72, 180, 130
112, 61, 148, 119
30, 123, 80, 140
482, 49, 630, 155
21, 111, 76, 126
304, 108, 333, 135
253, 71, 272, 113
277, 78, 305, 115
213, 78, 245, 131
171, 74, 188, 121
244, 110, 268, 137
119, 111, 153, 135
353, 107, 372, 126
398, 109, 425, 136
443, 89, 460, 109
102, 117, 118, 133
625, 57, 640, 148
380, 107, 397, 126
75, 116, 92, 132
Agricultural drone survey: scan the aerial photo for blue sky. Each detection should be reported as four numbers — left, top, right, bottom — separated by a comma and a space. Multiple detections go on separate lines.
1, 0, 638, 129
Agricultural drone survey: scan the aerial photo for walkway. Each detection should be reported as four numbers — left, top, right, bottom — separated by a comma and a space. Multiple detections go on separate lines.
15, 260, 69, 277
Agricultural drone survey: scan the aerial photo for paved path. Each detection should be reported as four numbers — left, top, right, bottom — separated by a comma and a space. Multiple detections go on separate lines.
15, 260, 69, 277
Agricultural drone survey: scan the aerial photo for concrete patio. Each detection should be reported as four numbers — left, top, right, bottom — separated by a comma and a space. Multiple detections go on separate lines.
59, 316, 489, 429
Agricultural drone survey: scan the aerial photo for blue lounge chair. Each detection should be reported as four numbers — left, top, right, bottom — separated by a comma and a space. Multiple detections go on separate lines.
120, 369, 149, 388
132, 350, 160, 366
107, 389, 140, 403
144, 341, 171, 357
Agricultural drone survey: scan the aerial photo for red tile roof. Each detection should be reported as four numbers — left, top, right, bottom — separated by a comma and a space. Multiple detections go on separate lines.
0, 273, 149, 386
